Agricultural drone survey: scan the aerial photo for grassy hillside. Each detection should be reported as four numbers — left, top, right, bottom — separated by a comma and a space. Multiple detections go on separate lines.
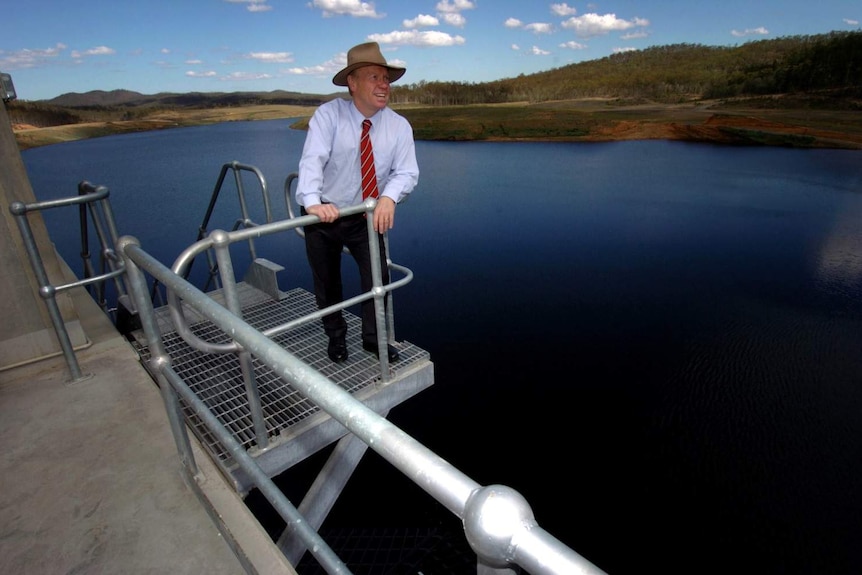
391, 30, 862, 106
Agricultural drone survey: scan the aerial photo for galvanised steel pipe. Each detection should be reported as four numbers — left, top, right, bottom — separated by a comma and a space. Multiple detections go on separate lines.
119, 234, 607, 575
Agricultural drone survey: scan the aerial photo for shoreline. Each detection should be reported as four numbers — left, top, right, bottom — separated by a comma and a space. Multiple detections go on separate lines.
12, 102, 862, 151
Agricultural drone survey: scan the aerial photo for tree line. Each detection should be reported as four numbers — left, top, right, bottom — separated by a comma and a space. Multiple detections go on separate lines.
389, 30, 862, 106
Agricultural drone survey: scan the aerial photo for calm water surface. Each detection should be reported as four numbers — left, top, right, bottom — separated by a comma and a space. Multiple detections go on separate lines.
22, 120, 862, 574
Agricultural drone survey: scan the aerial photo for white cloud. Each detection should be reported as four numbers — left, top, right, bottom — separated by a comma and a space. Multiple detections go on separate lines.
369, 29, 466, 47
311, 0, 383, 18
70, 46, 116, 58
186, 70, 218, 77
185, 59, 203, 65
524, 22, 554, 34
559, 40, 587, 50
440, 12, 466, 27
246, 51, 294, 63
434, 0, 476, 28
404, 14, 439, 28
435, 0, 474, 13
612, 47, 637, 53
844, 18, 859, 25
561, 13, 649, 38
286, 51, 349, 77
551, 3, 577, 17
731, 26, 769, 37
0, 43, 66, 70
224, 0, 271, 12
161, 48, 171, 54
505, 18, 522, 29
511, 44, 520, 51
529, 46, 551, 56
622, 30, 648, 40
435, 0, 474, 26
221, 71, 274, 80
286, 64, 333, 76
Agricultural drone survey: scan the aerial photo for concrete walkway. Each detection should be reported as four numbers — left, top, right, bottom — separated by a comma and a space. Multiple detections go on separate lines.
0, 283, 296, 574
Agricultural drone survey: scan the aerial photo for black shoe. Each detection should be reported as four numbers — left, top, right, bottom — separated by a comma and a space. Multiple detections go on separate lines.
362, 340, 400, 362
327, 337, 348, 363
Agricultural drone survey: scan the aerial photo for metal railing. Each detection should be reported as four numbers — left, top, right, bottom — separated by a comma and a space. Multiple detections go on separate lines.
283, 170, 400, 343
147, 161, 273, 302
9, 181, 128, 382
117, 199, 608, 575
163, 199, 404, 457
14, 167, 609, 573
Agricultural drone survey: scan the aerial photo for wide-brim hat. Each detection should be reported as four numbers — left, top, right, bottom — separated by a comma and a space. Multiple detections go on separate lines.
332, 42, 406, 87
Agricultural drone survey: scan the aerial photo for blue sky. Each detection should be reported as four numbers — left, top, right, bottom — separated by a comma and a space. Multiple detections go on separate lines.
2, 0, 860, 101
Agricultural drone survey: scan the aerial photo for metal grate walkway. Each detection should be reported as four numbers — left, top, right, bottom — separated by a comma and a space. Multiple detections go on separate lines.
130, 283, 433, 493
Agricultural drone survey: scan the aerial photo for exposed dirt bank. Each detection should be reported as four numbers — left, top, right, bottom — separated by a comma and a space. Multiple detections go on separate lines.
12, 103, 862, 151
584, 113, 862, 149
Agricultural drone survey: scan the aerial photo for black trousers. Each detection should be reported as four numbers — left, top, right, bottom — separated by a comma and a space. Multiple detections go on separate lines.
301, 208, 389, 343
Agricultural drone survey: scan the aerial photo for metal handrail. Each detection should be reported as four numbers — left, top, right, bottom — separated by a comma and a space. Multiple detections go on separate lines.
283, 171, 399, 343
283, 172, 303, 237
167, 200, 403, 354
16, 168, 608, 573
160, 198, 403, 454
196, 161, 271, 288
147, 161, 272, 301
9, 181, 127, 382
118, 231, 608, 575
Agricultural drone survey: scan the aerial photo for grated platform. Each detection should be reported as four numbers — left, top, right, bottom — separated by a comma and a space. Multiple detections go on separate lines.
130, 284, 433, 491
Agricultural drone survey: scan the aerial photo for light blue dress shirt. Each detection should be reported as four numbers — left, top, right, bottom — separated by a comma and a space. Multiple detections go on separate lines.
295, 98, 419, 209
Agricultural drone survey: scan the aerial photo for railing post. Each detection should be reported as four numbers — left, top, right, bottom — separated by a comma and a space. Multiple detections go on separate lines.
211, 229, 269, 450
365, 198, 394, 379
9, 200, 89, 382
118, 235, 199, 475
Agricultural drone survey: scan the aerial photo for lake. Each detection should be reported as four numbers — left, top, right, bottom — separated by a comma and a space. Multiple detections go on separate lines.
22, 119, 862, 575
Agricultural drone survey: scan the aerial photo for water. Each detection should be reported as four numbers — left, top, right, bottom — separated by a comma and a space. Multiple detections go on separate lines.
21, 121, 862, 574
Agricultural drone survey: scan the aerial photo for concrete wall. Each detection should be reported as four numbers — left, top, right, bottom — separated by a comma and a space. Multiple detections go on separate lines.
0, 100, 85, 372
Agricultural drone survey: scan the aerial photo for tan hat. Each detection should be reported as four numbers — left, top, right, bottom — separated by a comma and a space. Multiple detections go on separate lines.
332, 42, 406, 86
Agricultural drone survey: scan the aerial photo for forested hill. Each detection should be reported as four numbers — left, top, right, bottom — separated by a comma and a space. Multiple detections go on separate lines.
389, 29, 862, 106
46, 89, 325, 109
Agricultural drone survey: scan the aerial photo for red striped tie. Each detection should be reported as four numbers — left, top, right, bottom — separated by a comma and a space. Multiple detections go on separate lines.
360, 119, 379, 200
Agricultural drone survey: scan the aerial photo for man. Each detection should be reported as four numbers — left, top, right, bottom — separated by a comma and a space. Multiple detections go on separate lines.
295, 42, 419, 363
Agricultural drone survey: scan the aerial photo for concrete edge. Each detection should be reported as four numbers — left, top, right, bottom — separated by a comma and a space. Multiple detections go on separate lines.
185, 439, 298, 575
59, 256, 299, 575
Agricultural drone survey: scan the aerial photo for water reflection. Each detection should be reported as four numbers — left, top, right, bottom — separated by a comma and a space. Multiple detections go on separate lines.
816, 208, 862, 292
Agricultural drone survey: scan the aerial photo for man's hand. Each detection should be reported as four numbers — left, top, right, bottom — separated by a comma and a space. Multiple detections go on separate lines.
306, 203, 340, 223
373, 196, 396, 233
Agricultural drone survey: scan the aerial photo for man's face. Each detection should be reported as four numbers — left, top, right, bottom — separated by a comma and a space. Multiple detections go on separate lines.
349, 65, 391, 117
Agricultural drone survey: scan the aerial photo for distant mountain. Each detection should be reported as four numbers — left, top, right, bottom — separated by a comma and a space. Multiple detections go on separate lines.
46, 89, 335, 108
47, 89, 146, 107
